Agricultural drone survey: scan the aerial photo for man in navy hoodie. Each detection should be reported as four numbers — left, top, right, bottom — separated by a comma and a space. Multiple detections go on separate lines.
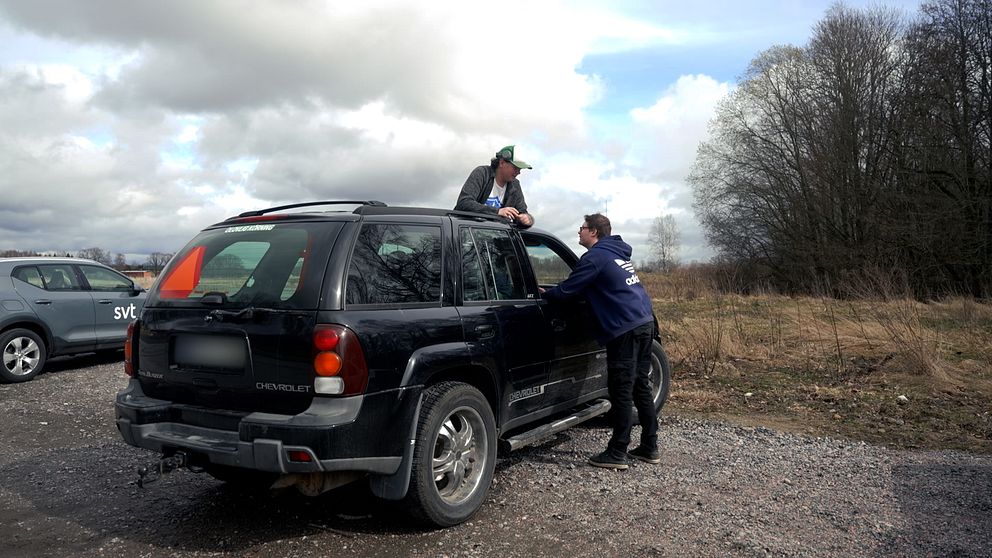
541, 213, 660, 469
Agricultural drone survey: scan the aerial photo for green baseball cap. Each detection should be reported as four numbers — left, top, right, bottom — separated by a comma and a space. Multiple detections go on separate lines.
496, 145, 532, 170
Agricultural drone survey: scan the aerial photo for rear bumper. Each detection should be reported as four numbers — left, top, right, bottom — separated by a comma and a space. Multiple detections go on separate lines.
115, 379, 421, 475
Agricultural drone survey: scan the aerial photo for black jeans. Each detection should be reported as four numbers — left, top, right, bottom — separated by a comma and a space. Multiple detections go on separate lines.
605, 322, 658, 455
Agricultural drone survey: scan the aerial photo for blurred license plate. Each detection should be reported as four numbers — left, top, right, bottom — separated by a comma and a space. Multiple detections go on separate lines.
173, 335, 246, 369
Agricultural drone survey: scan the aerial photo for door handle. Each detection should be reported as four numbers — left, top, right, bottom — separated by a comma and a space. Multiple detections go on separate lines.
474, 325, 496, 339
550, 318, 567, 332
34, 299, 53, 305
97, 300, 113, 304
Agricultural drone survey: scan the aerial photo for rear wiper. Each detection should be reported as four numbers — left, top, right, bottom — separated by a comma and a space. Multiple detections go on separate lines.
199, 291, 257, 322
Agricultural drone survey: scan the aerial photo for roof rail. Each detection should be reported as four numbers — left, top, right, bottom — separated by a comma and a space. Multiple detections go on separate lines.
234, 200, 387, 218
353, 205, 509, 222
447, 209, 511, 224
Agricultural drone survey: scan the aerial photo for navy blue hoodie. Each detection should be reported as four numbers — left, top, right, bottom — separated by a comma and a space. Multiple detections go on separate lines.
543, 235, 654, 344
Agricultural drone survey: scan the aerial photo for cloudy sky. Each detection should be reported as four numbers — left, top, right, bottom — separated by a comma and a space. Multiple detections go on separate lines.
0, 0, 921, 265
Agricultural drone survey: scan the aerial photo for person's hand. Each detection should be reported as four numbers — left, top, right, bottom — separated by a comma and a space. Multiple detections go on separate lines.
497, 207, 520, 220
517, 213, 533, 227
538, 287, 546, 294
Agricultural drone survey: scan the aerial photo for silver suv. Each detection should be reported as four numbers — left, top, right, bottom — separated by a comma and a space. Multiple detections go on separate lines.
0, 257, 147, 383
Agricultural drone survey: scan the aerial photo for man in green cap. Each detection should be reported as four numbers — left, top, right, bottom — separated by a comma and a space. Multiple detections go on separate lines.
455, 145, 534, 227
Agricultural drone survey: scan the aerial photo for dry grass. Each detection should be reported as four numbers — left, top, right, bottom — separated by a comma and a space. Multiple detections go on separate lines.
644, 270, 992, 453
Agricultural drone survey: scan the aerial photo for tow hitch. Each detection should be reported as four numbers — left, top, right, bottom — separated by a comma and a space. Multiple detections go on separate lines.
137, 452, 188, 488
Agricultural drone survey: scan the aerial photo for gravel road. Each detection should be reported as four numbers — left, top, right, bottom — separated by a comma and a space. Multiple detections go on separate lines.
1, 355, 989, 558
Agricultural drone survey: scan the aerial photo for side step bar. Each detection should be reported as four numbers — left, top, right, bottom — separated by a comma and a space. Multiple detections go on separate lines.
500, 398, 611, 453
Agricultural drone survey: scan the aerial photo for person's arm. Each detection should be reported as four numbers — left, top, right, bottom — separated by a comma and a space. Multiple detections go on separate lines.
455, 167, 498, 214
504, 181, 534, 227
543, 253, 600, 301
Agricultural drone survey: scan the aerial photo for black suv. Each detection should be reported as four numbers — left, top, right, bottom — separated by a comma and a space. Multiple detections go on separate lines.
115, 201, 670, 526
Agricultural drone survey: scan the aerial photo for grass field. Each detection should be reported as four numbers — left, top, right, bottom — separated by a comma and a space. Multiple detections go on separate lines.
137, 269, 990, 452
642, 270, 992, 454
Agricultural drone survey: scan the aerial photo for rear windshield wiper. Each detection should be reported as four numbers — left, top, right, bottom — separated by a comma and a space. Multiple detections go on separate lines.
200, 291, 255, 322
206, 306, 258, 323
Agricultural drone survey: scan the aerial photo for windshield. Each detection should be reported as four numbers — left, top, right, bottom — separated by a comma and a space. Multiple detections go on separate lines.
147, 222, 341, 309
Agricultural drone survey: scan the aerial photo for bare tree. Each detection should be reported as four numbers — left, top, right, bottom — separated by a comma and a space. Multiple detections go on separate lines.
895, 0, 992, 296
691, 5, 906, 293
1, 250, 40, 257
144, 252, 174, 273
113, 253, 127, 270
77, 247, 112, 265
648, 215, 681, 271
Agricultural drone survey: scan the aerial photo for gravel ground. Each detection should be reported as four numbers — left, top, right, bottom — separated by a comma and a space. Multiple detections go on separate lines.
1, 355, 990, 558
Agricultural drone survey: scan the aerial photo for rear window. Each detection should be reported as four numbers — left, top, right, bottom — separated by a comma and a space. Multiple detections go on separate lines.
147, 222, 340, 309
12, 266, 45, 289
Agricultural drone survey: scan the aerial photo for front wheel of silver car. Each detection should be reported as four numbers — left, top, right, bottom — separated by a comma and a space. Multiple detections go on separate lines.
0, 328, 47, 383
404, 381, 496, 527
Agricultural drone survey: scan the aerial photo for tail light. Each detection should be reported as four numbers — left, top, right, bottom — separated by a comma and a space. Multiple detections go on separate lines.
124, 320, 138, 377
312, 324, 368, 396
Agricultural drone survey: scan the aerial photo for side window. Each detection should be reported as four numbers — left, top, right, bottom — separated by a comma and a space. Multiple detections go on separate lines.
346, 224, 442, 305
472, 229, 527, 301
523, 236, 574, 285
12, 266, 45, 288
459, 228, 488, 302
38, 264, 81, 291
79, 265, 133, 291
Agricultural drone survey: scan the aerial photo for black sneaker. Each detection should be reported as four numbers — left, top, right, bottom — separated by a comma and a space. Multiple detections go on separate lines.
588, 450, 629, 470
627, 446, 661, 464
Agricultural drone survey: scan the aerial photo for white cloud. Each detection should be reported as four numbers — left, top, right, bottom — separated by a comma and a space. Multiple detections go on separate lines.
629, 73, 732, 173
610, 73, 734, 261
0, 0, 743, 263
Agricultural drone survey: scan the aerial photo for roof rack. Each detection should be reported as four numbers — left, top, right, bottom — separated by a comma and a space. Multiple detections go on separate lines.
354, 205, 508, 222
233, 200, 387, 218
227, 201, 527, 228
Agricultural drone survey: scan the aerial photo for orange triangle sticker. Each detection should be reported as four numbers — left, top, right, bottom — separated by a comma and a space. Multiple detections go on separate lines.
158, 246, 205, 299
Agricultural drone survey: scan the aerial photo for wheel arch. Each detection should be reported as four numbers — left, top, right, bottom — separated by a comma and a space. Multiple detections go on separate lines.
399, 343, 501, 425
0, 318, 53, 354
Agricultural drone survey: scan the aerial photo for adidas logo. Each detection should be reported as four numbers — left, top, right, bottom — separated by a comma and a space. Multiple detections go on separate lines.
614, 259, 636, 274
614, 259, 641, 285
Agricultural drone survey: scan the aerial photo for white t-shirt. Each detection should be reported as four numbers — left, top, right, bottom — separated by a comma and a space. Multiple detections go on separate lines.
485, 181, 506, 209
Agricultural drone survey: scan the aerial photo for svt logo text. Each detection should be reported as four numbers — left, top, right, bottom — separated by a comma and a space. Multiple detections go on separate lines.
114, 303, 137, 320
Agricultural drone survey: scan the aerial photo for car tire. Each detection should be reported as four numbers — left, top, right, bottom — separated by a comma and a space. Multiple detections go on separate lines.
0, 328, 47, 383
651, 340, 672, 411
403, 381, 496, 527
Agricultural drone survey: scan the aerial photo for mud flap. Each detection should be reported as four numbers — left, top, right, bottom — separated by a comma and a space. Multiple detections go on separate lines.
368, 393, 423, 500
